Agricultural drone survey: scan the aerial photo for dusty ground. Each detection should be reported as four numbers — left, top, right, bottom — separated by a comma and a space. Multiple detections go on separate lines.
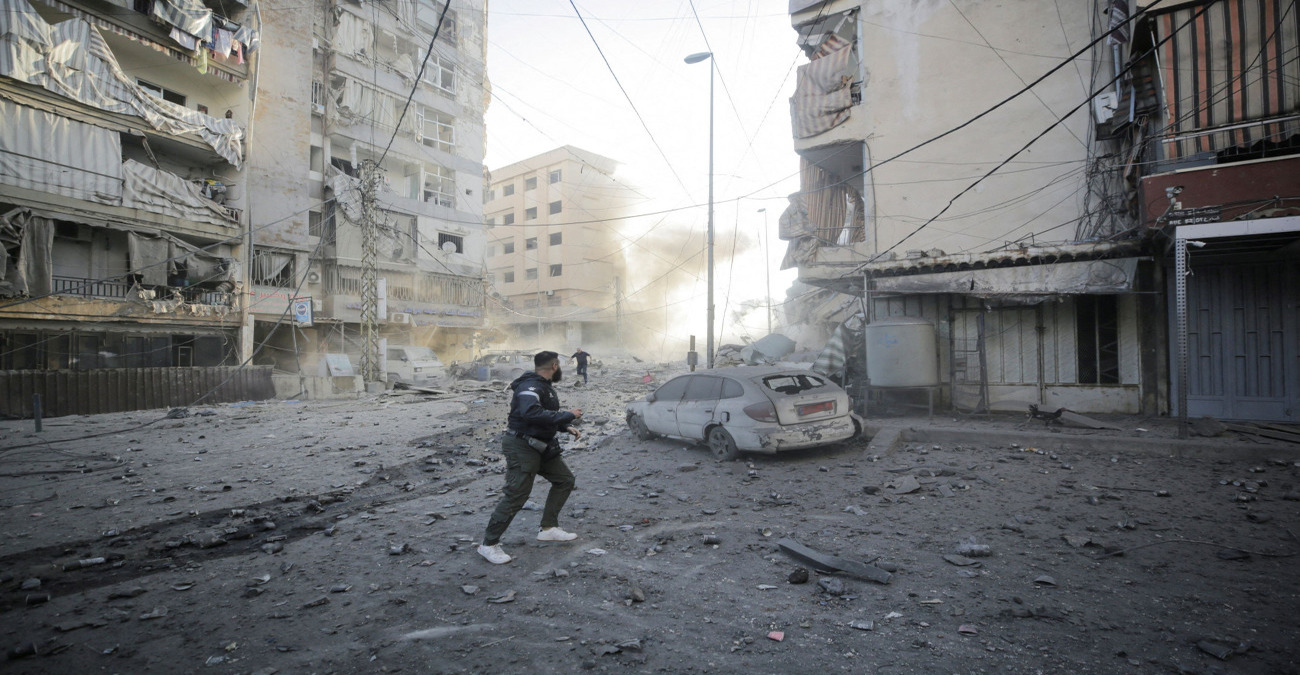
2, 363, 1299, 674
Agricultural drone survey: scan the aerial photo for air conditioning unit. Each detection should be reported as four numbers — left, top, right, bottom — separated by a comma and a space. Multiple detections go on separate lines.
312, 103, 325, 115
311, 298, 323, 312
306, 271, 322, 284
389, 312, 411, 324
545, 290, 554, 296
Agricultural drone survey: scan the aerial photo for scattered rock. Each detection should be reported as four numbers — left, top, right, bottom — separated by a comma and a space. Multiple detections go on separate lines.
817, 577, 845, 596
787, 568, 809, 584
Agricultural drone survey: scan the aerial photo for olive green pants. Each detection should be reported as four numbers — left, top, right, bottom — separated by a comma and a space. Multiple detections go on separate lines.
482, 434, 575, 546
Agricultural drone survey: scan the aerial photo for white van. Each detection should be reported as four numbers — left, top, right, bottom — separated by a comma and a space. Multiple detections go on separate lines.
385, 345, 446, 386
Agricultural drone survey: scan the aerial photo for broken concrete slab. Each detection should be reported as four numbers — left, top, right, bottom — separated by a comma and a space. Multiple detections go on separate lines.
1057, 410, 1121, 431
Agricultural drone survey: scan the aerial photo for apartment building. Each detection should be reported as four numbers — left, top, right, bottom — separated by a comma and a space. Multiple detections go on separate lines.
0, 0, 262, 416
484, 147, 633, 348
247, 0, 488, 377
782, 0, 1298, 422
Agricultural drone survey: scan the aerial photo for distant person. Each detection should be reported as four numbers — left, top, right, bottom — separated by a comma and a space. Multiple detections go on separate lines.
478, 351, 582, 565
569, 348, 591, 385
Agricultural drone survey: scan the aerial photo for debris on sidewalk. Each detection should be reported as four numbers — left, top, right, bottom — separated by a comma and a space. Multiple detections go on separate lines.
776, 538, 892, 585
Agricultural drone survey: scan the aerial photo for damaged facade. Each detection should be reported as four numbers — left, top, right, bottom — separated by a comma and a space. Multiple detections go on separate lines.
244, 0, 488, 383
783, 0, 1299, 422
0, 0, 259, 415
484, 146, 632, 347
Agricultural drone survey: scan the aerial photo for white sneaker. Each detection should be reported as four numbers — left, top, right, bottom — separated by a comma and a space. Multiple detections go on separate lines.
536, 527, 578, 542
477, 543, 511, 564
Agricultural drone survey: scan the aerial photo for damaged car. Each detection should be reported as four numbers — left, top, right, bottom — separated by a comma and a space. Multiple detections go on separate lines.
625, 367, 861, 460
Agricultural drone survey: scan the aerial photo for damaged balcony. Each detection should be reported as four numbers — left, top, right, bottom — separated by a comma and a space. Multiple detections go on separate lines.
779, 140, 872, 292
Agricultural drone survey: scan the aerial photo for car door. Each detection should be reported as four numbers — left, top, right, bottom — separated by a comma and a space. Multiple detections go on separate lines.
676, 375, 723, 440
644, 375, 690, 437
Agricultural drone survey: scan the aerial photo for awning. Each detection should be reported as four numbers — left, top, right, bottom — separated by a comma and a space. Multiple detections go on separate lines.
872, 258, 1140, 298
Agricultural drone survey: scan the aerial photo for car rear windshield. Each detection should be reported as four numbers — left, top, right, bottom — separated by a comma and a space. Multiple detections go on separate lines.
761, 373, 827, 396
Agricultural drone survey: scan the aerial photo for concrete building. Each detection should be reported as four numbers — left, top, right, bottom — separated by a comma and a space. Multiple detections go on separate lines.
246, 0, 489, 384
483, 146, 633, 349
781, 0, 1298, 423
0, 0, 263, 416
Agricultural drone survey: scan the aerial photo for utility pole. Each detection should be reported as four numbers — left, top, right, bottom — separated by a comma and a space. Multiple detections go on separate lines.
359, 159, 381, 384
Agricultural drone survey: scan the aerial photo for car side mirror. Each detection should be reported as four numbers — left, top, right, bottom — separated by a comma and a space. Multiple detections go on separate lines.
646, 393, 656, 402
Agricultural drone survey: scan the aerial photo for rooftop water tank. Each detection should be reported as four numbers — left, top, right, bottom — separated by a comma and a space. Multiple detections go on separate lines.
864, 317, 939, 387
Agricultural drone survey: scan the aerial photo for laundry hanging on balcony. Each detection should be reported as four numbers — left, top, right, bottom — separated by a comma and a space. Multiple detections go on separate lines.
0, 0, 244, 166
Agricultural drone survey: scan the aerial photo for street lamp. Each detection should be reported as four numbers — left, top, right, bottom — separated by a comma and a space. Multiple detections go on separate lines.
758, 207, 771, 334
685, 51, 714, 368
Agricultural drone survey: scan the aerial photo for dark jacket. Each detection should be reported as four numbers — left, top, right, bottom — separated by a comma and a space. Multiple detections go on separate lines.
506, 371, 574, 441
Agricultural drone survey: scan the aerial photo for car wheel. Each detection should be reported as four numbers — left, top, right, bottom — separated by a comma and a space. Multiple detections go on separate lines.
627, 413, 655, 440
707, 426, 739, 461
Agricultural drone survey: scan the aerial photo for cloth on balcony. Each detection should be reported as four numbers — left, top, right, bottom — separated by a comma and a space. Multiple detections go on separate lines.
121, 160, 235, 228
0, 208, 53, 297
168, 27, 198, 51
150, 0, 212, 41
128, 229, 233, 289
0, 99, 123, 203
0, 0, 244, 167
789, 39, 854, 139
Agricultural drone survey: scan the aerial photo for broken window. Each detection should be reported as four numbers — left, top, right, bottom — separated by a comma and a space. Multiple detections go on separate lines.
549, 169, 562, 184
252, 249, 294, 287
503, 241, 515, 253
762, 373, 828, 396
1076, 295, 1119, 384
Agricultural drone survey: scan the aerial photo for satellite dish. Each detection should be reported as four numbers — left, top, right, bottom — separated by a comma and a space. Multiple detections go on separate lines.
441, 241, 457, 253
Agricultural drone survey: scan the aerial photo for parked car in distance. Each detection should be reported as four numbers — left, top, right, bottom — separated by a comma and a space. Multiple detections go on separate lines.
385, 345, 446, 387
625, 367, 860, 460
449, 350, 535, 381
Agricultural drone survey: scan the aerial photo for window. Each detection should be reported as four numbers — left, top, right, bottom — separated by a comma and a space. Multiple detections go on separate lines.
503, 271, 515, 283
138, 79, 185, 106
525, 237, 537, 250
547, 293, 561, 306
503, 241, 515, 254
525, 207, 537, 220
485, 217, 495, 226
486, 189, 495, 201
653, 376, 691, 403
485, 245, 494, 257
437, 232, 464, 254
684, 376, 723, 401
721, 379, 744, 398
308, 210, 323, 237
309, 145, 324, 174
525, 298, 539, 308
525, 176, 538, 191
417, 106, 455, 153
549, 264, 562, 277
549, 169, 562, 184
549, 232, 562, 245
1076, 295, 1119, 384
525, 268, 538, 280
252, 249, 294, 287
502, 213, 515, 225
549, 200, 562, 215
311, 80, 326, 113
421, 51, 456, 94
423, 163, 455, 207
503, 183, 515, 196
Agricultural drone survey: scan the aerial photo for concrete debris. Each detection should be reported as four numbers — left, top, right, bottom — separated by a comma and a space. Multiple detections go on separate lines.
1190, 416, 1229, 437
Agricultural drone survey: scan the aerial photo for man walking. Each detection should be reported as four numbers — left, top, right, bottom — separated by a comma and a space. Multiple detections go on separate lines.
478, 351, 582, 565
569, 347, 591, 385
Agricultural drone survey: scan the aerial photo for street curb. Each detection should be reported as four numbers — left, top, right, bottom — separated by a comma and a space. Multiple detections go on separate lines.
864, 425, 1300, 462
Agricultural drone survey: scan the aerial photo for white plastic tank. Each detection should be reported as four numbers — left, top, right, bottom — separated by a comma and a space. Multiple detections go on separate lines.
864, 317, 939, 387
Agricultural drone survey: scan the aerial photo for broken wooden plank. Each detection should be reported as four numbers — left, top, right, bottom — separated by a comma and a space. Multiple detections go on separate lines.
1223, 423, 1300, 444
776, 537, 892, 584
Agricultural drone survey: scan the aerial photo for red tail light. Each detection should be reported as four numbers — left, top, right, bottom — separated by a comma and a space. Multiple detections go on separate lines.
744, 401, 777, 422
797, 401, 835, 416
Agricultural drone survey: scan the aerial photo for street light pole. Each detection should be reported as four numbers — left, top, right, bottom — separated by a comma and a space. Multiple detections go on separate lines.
758, 207, 771, 334
685, 51, 714, 369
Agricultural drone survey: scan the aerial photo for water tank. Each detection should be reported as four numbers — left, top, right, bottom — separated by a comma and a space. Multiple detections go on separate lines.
864, 317, 939, 387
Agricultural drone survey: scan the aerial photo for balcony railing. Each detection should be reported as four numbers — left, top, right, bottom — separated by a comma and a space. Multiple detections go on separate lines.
53, 276, 131, 299
53, 276, 234, 306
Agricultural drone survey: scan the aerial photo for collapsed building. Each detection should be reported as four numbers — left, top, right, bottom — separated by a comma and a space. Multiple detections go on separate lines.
782, 0, 1299, 422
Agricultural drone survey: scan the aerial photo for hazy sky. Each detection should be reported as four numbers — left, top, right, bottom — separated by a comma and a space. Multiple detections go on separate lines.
483, 0, 803, 348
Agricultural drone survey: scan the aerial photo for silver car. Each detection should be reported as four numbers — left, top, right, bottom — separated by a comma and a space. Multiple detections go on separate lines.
625, 367, 860, 460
